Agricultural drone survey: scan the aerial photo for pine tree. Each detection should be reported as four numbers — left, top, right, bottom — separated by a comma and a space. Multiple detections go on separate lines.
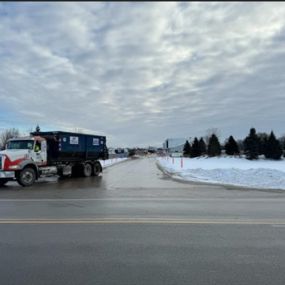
183, 140, 191, 157
225, 135, 240, 155
264, 131, 283, 160
236, 139, 244, 153
257, 132, 268, 156
243, 128, 259, 160
278, 136, 285, 157
191, 137, 201, 157
35, 125, 41, 132
198, 137, 207, 155
207, 134, 221, 157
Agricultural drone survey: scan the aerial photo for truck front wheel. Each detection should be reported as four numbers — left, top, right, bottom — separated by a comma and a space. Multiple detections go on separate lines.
17, 167, 36, 187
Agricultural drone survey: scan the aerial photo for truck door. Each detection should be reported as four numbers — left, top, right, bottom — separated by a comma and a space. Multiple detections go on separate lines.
33, 140, 47, 165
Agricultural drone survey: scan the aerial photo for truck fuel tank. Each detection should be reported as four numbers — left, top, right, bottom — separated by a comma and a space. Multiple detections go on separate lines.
39, 166, 58, 177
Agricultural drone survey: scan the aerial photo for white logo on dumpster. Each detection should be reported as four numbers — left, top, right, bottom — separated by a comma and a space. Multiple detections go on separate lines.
93, 138, 99, 146
70, 136, 79, 145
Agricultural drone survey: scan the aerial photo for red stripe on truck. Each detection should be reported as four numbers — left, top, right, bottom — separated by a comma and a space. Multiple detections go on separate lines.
3, 155, 26, 170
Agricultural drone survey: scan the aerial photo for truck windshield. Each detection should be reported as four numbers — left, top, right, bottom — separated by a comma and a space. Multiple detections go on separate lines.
7, 140, 34, 150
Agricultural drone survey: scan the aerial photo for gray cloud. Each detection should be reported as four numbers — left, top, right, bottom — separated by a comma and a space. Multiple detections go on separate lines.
0, 2, 285, 147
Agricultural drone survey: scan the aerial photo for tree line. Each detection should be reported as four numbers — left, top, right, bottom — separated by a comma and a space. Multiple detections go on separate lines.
183, 128, 284, 160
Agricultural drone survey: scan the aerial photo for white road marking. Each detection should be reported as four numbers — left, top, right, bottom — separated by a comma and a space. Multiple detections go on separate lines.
0, 198, 284, 202
0, 218, 284, 225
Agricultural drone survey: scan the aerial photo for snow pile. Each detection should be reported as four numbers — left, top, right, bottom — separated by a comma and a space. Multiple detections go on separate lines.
157, 156, 285, 190
99, 158, 128, 168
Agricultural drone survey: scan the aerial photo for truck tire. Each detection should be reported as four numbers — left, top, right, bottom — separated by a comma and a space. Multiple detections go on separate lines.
83, 163, 92, 177
17, 167, 36, 187
0, 179, 8, 187
93, 162, 102, 176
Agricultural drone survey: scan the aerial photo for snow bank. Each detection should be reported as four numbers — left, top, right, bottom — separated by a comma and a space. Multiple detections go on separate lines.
99, 158, 128, 168
157, 156, 285, 190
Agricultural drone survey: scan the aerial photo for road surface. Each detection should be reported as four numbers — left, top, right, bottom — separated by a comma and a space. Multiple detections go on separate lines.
0, 157, 285, 285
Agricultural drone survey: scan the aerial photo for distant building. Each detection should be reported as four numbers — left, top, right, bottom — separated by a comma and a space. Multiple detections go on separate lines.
163, 138, 190, 154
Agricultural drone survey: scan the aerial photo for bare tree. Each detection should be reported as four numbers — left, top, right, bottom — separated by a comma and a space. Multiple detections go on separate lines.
204, 128, 221, 145
0, 128, 20, 149
24, 127, 34, 136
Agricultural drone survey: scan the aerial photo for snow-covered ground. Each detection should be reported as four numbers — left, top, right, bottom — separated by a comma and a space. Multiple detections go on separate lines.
99, 158, 128, 168
157, 156, 285, 190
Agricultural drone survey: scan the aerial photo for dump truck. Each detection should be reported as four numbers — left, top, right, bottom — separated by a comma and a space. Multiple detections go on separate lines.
0, 131, 108, 187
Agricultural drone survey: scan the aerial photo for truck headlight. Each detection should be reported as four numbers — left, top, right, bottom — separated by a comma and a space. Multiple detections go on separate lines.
9, 165, 20, 170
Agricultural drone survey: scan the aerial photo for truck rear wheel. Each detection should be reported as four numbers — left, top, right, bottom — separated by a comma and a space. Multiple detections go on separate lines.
83, 163, 92, 177
17, 167, 36, 187
93, 162, 102, 176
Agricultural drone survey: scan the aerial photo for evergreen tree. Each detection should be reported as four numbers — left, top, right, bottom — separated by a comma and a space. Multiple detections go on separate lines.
236, 139, 244, 153
264, 131, 283, 160
128, 148, 136, 157
191, 137, 201, 157
225, 135, 240, 155
279, 136, 285, 146
183, 140, 191, 157
198, 137, 207, 155
35, 125, 41, 132
278, 136, 285, 157
207, 134, 221, 157
257, 132, 268, 155
243, 128, 259, 160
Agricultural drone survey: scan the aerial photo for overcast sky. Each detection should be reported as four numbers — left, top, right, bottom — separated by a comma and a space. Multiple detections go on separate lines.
0, 2, 285, 147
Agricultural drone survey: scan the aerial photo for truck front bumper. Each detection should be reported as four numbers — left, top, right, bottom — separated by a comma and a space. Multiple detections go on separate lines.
0, 171, 15, 179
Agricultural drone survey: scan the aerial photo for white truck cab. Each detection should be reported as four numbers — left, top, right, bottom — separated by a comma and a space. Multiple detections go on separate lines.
0, 136, 48, 186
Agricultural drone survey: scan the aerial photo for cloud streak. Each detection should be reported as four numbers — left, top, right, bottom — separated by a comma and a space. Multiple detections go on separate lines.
0, 2, 285, 146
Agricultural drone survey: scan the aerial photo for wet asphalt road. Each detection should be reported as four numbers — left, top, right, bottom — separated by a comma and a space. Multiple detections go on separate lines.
0, 157, 285, 285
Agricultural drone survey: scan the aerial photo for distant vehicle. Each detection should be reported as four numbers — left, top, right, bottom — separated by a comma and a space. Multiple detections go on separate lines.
115, 148, 124, 154
0, 131, 108, 187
